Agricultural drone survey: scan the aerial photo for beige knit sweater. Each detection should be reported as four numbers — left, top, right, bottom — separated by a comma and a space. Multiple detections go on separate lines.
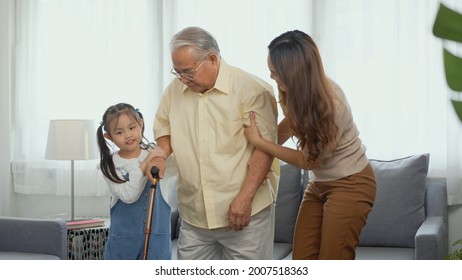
308, 80, 370, 182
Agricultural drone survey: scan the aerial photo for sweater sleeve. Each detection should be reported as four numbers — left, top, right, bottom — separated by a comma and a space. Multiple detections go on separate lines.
104, 159, 148, 205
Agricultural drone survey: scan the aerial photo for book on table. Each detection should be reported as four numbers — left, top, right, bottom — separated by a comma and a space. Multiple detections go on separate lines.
66, 219, 105, 230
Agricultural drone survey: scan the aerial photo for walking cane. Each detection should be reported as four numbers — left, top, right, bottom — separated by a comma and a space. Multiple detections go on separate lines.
142, 166, 159, 260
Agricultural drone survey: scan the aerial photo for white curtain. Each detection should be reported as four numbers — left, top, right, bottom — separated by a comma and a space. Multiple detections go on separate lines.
312, 0, 462, 205
12, 0, 163, 196
11, 0, 314, 197
11, 0, 462, 205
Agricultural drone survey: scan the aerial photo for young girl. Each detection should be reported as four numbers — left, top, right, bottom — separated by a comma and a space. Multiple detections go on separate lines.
97, 103, 171, 260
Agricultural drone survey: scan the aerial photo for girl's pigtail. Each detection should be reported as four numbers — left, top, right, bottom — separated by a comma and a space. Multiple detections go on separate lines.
97, 124, 125, 184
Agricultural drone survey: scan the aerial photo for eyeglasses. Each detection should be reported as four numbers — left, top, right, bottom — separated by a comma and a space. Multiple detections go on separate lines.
171, 56, 208, 81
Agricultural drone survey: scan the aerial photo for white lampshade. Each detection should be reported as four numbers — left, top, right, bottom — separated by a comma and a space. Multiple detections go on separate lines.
45, 119, 98, 160
45, 119, 98, 221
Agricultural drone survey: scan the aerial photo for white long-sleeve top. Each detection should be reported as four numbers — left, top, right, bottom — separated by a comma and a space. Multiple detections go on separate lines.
103, 149, 149, 208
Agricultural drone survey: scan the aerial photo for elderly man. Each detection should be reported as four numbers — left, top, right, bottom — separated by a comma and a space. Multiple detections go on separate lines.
147, 26, 278, 260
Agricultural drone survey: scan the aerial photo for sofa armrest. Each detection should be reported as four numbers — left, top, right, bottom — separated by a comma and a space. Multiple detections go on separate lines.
425, 178, 447, 219
415, 216, 447, 260
0, 217, 67, 260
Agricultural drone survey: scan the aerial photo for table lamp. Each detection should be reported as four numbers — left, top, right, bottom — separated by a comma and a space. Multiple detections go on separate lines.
45, 119, 98, 221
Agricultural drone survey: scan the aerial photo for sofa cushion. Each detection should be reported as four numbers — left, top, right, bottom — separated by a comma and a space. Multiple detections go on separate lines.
355, 246, 415, 260
359, 153, 429, 248
0, 251, 61, 260
272, 243, 293, 260
274, 163, 303, 243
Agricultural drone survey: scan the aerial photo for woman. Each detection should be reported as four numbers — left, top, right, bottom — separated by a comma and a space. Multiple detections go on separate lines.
244, 30, 376, 260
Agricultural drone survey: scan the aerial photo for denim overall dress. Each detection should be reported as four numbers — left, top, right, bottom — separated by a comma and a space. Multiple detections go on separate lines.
103, 178, 172, 260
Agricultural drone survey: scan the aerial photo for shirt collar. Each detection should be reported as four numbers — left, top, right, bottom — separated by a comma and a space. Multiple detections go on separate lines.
178, 58, 230, 95
212, 58, 230, 95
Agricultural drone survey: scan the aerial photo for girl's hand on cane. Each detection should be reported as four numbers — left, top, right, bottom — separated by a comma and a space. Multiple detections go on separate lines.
140, 147, 166, 175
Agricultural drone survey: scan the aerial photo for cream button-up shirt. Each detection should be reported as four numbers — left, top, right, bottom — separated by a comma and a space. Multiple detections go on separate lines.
154, 59, 279, 229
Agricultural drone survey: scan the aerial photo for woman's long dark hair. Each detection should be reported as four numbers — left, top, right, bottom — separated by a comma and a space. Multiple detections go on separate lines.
96, 103, 154, 183
269, 30, 338, 166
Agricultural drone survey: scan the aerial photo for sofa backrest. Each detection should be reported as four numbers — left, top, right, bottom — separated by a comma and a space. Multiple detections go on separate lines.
274, 163, 307, 243
425, 177, 447, 220
273, 154, 447, 250
359, 154, 431, 248
0, 217, 67, 259
169, 155, 446, 250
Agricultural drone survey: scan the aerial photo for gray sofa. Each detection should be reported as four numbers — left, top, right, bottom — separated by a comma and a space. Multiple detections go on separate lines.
0, 216, 67, 260
356, 153, 448, 260
170, 153, 448, 260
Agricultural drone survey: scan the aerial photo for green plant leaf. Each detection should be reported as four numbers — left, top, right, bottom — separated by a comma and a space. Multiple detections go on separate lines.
444, 48, 462, 91
453, 238, 462, 247
446, 238, 462, 260
433, 3, 462, 43
451, 100, 462, 123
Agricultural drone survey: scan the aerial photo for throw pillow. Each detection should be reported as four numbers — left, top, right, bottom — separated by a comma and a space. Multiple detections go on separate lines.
274, 162, 304, 243
359, 153, 430, 248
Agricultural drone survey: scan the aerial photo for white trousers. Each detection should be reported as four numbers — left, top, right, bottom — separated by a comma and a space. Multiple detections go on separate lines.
177, 204, 275, 260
